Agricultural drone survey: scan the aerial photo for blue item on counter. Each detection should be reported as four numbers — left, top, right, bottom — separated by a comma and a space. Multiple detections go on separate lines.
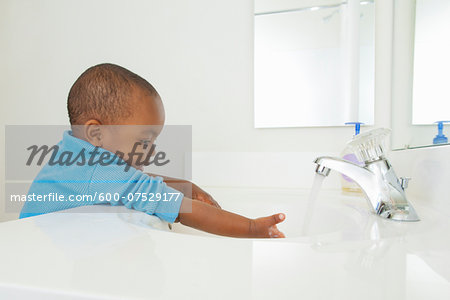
433, 121, 449, 145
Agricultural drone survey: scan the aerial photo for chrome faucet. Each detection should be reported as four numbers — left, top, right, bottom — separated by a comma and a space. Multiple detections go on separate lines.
314, 128, 420, 222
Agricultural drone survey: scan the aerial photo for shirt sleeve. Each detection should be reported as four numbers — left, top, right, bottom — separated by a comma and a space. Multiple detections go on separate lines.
88, 164, 184, 223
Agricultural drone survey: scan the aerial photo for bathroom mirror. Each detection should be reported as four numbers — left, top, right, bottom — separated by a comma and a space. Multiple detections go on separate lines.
254, 0, 375, 128
391, 0, 450, 149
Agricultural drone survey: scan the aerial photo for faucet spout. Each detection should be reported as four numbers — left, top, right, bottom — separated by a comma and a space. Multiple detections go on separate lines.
314, 156, 420, 222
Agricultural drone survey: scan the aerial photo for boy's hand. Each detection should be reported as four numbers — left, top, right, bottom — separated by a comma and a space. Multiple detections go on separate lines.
145, 173, 221, 209
178, 198, 286, 238
251, 213, 286, 238
192, 184, 221, 209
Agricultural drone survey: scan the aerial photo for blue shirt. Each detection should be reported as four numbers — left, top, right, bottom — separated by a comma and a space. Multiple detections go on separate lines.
19, 131, 184, 223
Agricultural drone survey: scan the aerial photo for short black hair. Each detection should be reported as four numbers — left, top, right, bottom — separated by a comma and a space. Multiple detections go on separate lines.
67, 63, 158, 125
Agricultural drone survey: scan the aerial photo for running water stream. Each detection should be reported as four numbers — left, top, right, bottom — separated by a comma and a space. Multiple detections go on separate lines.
301, 173, 326, 235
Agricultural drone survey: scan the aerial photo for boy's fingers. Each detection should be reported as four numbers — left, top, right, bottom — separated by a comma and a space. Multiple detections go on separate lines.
270, 228, 286, 238
271, 213, 285, 225
266, 214, 286, 238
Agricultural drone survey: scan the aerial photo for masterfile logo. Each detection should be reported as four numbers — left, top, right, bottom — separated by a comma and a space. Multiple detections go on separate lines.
4, 125, 192, 213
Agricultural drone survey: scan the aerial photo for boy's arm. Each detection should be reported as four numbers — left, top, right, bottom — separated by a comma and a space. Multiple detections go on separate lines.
175, 197, 286, 238
145, 172, 220, 208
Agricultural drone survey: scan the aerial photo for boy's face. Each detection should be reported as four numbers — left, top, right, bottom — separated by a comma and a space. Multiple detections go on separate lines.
99, 86, 165, 171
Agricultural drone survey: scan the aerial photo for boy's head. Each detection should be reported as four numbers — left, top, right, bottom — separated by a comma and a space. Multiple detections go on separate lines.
67, 63, 165, 170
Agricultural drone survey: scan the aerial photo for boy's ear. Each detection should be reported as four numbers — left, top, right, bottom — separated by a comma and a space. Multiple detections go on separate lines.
84, 120, 103, 147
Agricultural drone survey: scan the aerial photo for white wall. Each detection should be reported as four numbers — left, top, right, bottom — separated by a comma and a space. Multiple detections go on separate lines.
1, 0, 394, 221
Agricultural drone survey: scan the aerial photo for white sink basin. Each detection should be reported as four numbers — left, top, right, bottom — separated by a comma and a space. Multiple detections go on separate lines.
163, 187, 447, 244
61, 187, 443, 244
169, 189, 369, 239
1, 187, 449, 300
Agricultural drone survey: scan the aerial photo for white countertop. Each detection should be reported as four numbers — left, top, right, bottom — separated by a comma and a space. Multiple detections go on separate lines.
0, 188, 449, 300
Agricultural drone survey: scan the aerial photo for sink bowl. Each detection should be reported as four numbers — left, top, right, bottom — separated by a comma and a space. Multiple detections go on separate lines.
166, 188, 442, 242
167, 188, 371, 239
59, 187, 436, 242
4, 187, 449, 300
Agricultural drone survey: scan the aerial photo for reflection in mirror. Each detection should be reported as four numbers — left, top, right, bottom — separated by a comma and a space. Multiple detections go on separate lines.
254, 0, 375, 128
391, 0, 450, 150
412, 0, 450, 126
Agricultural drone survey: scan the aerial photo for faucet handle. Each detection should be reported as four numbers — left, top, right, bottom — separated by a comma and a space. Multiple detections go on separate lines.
347, 128, 391, 163
399, 177, 411, 190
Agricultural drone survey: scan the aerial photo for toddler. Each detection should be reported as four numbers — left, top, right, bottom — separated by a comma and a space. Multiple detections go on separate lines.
20, 63, 286, 238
